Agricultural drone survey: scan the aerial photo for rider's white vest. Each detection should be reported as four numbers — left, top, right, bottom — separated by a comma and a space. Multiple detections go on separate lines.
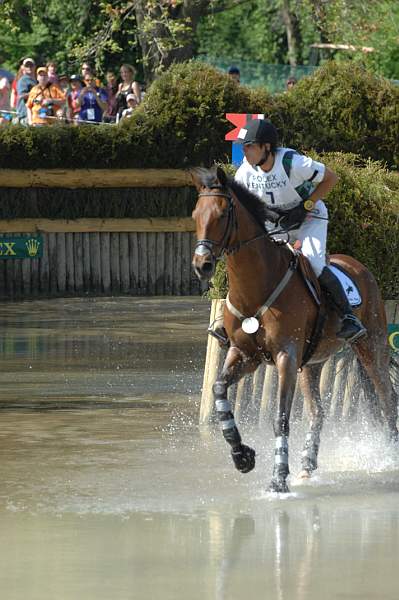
234, 147, 326, 211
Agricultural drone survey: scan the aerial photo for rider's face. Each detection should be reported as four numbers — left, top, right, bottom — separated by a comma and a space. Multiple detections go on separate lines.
243, 142, 270, 166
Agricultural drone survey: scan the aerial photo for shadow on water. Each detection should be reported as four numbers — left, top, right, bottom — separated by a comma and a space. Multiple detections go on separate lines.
0, 297, 398, 600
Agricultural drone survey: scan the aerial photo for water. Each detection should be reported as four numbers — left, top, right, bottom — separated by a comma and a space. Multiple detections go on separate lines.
0, 297, 398, 600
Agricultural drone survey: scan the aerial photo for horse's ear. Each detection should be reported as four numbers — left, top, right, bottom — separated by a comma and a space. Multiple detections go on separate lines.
216, 166, 227, 187
189, 168, 204, 192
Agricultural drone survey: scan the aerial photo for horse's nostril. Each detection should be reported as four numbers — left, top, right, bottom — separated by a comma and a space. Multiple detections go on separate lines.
202, 261, 214, 274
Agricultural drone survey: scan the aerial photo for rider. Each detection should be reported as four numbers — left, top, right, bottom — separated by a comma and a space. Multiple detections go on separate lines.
232, 118, 366, 343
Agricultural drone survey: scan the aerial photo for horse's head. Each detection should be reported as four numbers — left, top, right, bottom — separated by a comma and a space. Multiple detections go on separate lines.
191, 166, 234, 281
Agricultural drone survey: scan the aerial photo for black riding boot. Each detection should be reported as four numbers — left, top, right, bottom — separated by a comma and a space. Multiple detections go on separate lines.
318, 267, 367, 342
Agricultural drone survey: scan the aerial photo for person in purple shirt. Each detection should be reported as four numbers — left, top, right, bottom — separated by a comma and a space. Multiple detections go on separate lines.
76, 73, 108, 124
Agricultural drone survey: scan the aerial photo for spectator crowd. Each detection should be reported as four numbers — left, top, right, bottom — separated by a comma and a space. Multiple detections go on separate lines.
0, 57, 143, 127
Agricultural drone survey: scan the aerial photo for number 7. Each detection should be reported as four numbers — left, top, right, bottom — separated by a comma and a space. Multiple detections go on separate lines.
265, 192, 275, 204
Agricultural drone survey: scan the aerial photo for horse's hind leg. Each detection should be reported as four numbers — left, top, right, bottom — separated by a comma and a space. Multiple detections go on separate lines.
213, 345, 260, 474
353, 337, 398, 441
297, 363, 324, 478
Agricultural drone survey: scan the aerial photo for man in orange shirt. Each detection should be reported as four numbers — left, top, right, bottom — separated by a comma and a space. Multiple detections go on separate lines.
26, 66, 65, 126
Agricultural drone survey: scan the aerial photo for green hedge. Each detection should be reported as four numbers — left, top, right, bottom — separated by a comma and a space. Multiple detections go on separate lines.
0, 60, 397, 169
207, 153, 399, 300
273, 62, 399, 169
0, 187, 197, 219
0, 62, 271, 169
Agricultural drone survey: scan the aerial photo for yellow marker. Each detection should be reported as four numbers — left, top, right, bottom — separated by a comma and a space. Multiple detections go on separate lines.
388, 331, 399, 351
304, 200, 314, 211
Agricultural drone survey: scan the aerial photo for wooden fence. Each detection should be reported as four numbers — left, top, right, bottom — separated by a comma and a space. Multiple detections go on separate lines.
0, 169, 200, 298
200, 299, 399, 424
0, 227, 200, 298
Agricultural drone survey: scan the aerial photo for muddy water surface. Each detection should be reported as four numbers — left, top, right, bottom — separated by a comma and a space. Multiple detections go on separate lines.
0, 298, 398, 600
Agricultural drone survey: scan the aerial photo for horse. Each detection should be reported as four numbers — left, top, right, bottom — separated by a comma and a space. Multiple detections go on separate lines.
191, 166, 398, 493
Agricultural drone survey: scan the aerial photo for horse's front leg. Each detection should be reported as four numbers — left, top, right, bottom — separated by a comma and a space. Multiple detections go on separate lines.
298, 363, 324, 479
213, 345, 260, 474
270, 348, 298, 493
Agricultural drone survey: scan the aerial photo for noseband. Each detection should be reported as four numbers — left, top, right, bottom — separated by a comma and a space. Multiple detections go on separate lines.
194, 190, 237, 260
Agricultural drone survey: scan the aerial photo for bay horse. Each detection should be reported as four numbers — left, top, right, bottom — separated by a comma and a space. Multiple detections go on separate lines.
191, 166, 398, 493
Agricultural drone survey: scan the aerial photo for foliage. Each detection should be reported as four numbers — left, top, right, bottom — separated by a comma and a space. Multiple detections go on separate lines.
0, 61, 396, 170
1, 0, 398, 83
197, 0, 317, 66
206, 153, 399, 300
301, 0, 399, 79
0, 0, 140, 77
273, 61, 399, 169
197, 0, 399, 79
128, 61, 272, 166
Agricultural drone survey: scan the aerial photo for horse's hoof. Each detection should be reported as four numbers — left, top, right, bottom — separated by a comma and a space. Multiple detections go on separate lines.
231, 444, 255, 473
269, 478, 290, 494
297, 469, 312, 480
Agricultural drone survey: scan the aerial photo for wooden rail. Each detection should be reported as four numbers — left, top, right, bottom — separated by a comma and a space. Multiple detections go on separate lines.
0, 218, 196, 233
0, 169, 193, 188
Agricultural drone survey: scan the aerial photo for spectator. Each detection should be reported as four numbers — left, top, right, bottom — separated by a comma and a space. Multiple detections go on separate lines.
104, 70, 118, 122
16, 57, 37, 124
120, 93, 137, 121
57, 74, 70, 123
67, 74, 83, 124
58, 74, 69, 93
26, 66, 65, 126
81, 62, 93, 85
228, 65, 240, 84
286, 76, 297, 91
0, 76, 11, 113
10, 62, 24, 110
76, 73, 107, 124
115, 63, 141, 121
47, 61, 59, 84
0, 77, 12, 125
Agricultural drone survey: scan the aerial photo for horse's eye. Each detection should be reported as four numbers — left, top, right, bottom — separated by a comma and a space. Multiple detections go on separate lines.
220, 210, 228, 219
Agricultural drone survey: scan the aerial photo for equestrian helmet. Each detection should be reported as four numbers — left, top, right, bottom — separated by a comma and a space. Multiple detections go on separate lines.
236, 119, 278, 146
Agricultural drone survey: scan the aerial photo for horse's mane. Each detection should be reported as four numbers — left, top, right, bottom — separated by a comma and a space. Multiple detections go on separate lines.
227, 177, 275, 231
192, 167, 277, 232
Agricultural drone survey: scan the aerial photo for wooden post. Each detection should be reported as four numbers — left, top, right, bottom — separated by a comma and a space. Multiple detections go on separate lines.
199, 299, 225, 424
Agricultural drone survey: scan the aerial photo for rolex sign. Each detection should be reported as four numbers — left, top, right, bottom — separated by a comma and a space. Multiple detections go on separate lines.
0, 236, 43, 259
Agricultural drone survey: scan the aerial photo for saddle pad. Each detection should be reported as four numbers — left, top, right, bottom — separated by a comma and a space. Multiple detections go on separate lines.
330, 264, 362, 307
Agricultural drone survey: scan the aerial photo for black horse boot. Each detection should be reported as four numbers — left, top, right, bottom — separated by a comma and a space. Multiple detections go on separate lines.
318, 267, 367, 342
208, 323, 229, 347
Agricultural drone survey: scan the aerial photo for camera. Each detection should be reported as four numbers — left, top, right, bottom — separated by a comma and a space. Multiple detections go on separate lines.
38, 102, 54, 119
45, 102, 54, 117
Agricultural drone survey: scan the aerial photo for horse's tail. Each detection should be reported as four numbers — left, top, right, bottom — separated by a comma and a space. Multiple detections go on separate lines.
355, 358, 381, 420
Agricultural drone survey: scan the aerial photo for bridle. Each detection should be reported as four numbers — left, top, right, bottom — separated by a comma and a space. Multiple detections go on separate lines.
194, 188, 269, 262
194, 190, 236, 260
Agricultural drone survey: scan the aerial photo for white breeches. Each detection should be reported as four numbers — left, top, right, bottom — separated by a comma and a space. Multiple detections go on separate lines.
290, 200, 328, 277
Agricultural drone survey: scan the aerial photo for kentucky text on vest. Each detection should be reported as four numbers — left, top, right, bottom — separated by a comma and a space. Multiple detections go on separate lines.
250, 179, 287, 190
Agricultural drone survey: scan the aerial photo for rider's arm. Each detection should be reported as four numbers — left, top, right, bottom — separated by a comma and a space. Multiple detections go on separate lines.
306, 166, 338, 204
